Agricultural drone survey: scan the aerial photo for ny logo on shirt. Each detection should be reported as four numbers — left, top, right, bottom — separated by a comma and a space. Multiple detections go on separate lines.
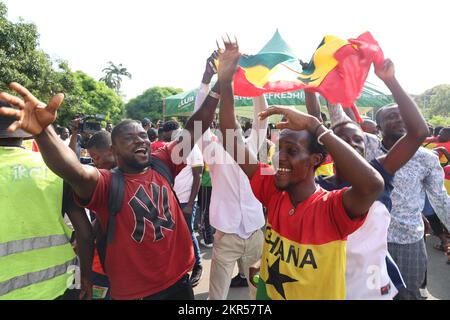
129, 183, 175, 242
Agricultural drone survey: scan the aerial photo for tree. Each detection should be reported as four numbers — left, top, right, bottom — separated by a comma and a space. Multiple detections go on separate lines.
0, 1, 69, 100
0, 1, 124, 127
416, 84, 450, 118
427, 115, 450, 128
125, 87, 183, 122
99, 61, 132, 95
57, 71, 125, 127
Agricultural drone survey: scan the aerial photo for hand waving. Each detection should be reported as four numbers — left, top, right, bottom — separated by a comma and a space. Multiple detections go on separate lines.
375, 58, 395, 82
0, 82, 64, 135
259, 105, 319, 132
216, 35, 241, 83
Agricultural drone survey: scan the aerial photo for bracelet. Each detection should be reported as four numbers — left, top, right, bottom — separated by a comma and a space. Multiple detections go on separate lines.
313, 122, 324, 136
208, 91, 220, 100
317, 129, 332, 145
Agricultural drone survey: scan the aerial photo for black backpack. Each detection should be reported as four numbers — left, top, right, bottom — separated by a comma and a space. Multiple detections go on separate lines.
95, 158, 180, 272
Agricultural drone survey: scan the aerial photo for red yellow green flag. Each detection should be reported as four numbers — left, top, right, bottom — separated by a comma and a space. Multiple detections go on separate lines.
232, 30, 384, 120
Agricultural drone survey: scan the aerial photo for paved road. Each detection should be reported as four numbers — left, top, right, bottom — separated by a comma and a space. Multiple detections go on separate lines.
193, 234, 450, 300
425, 235, 450, 300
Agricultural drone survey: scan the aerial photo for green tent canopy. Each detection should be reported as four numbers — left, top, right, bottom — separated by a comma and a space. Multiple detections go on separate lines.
164, 81, 392, 121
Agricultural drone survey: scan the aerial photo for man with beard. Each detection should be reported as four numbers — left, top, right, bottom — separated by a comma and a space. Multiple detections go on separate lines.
216, 37, 384, 299
0, 66, 220, 299
368, 105, 450, 299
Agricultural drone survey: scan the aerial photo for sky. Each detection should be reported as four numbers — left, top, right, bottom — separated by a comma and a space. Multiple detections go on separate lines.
4, 0, 450, 101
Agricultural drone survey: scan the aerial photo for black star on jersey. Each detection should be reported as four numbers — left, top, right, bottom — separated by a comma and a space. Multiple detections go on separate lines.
265, 257, 298, 300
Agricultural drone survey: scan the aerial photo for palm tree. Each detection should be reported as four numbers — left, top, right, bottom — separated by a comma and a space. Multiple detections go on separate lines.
100, 61, 132, 95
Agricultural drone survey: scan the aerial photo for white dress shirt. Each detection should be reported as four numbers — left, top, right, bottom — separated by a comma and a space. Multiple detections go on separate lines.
194, 83, 267, 239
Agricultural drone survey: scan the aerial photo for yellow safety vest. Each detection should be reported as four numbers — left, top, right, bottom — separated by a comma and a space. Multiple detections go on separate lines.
0, 147, 76, 300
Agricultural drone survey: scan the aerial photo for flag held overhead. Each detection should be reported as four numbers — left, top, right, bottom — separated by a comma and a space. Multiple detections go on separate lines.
232, 30, 384, 112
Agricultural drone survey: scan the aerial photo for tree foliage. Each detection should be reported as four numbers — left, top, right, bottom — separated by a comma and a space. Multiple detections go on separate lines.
0, 1, 58, 99
57, 71, 124, 126
99, 61, 132, 95
416, 84, 450, 118
0, 1, 124, 127
125, 87, 183, 122
427, 115, 450, 128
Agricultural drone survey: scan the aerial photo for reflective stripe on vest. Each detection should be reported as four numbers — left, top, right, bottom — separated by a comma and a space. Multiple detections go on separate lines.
0, 258, 77, 296
0, 235, 70, 258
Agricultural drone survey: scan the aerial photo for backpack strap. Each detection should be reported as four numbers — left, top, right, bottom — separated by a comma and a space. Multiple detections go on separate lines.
106, 168, 125, 244
150, 157, 174, 186
150, 157, 184, 208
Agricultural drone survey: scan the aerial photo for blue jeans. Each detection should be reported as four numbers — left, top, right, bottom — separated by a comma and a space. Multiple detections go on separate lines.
181, 202, 201, 268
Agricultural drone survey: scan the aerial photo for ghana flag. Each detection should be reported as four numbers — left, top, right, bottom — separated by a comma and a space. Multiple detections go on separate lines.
232, 30, 384, 117
423, 140, 450, 167
315, 154, 334, 177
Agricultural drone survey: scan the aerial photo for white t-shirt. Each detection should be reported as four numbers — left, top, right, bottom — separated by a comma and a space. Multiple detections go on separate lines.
174, 144, 204, 204
346, 201, 400, 300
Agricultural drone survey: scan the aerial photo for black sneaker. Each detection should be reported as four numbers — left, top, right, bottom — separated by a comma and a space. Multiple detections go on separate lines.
230, 274, 248, 288
189, 265, 203, 288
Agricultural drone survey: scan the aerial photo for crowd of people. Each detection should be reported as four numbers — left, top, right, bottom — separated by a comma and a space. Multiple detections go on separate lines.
1, 37, 449, 300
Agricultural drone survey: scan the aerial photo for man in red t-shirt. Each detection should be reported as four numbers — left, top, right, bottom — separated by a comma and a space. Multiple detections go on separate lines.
0, 79, 221, 300
216, 37, 384, 299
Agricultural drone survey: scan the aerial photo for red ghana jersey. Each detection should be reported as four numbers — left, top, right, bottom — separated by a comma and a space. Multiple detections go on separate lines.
251, 164, 366, 300
79, 141, 194, 299
151, 140, 167, 152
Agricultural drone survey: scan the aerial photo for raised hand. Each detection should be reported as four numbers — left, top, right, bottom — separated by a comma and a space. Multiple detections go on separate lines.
216, 34, 241, 83
259, 105, 320, 132
202, 51, 219, 84
375, 58, 395, 82
206, 51, 219, 76
0, 82, 64, 135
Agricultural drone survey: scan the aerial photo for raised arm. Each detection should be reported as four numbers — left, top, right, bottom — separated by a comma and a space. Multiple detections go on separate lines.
305, 91, 323, 122
300, 59, 323, 122
183, 51, 220, 153
246, 95, 269, 157
375, 59, 429, 174
0, 83, 98, 202
217, 36, 259, 179
259, 106, 384, 219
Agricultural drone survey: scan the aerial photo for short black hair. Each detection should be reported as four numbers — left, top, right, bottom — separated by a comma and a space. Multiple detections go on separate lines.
111, 119, 141, 145
439, 127, 450, 137
162, 120, 180, 132
147, 128, 158, 141
142, 118, 151, 126
434, 126, 444, 137
375, 103, 398, 126
304, 130, 328, 171
86, 130, 112, 151
331, 120, 361, 132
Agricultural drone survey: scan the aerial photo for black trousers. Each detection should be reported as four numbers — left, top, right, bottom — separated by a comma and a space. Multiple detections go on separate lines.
198, 186, 214, 244
142, 274, 194, 300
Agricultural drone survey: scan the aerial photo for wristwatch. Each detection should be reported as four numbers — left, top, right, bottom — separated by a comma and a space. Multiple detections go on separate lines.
208, 91, 220, 100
